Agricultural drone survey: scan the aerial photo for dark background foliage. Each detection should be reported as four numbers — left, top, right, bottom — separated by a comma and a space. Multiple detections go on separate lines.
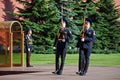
12, 0, 120, 54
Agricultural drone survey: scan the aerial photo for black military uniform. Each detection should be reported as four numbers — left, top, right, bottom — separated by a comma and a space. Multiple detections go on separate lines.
25, 28, 33, 67
76, 18, 96, 76
53, 18, 72, 75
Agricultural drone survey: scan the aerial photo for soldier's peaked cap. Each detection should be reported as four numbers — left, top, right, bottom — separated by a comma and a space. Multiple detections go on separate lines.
85, 18, 92, 24
26, 28, 31, 32
59, 17, 67, 23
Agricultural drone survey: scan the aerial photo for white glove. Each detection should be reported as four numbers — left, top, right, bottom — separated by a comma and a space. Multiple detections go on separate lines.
53, 47, 56, 49
28, 48, 30, 51
62, 39, 65, 42
69, 46, 71, 49
94, 31, 96, 35
75, 47, 79, 51
81, 38, 85, 42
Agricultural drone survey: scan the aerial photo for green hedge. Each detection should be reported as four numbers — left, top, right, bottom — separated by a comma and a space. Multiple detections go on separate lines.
33, 45, 120, 54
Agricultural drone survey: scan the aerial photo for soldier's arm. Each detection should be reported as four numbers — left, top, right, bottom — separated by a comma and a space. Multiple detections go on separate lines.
92, 31, 96, 42
67, 29, 73, 41
25, 35, 29, 49
76, 37, 81, 48
53, 29, 60, 47
53, 35, 58, 47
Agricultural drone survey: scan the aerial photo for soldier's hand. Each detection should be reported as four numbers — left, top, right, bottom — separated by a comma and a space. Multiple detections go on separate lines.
53, 47, 56, 50
69, 46, 72, 49
81, 38, 85, 42
28, 48, 30, 51
75, 47, 79, 51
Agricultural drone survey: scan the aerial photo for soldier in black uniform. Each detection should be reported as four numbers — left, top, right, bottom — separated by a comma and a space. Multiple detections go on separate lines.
76, 18, 96, 76
52, 18, 72, 75
25, 28, 33, 67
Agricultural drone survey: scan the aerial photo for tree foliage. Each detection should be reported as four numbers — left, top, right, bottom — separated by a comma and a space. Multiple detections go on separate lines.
12, 0, 120, 53
15, 0, 60, 53
93, 0, 120, 53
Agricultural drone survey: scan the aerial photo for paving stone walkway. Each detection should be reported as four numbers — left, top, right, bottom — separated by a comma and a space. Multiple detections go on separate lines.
0, 65, 120, 80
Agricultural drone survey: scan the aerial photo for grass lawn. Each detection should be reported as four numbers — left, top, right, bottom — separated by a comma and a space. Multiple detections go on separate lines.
30, 53, 120, 66
0, 53, 120, 66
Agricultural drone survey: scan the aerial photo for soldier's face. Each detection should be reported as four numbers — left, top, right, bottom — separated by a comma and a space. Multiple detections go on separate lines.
84, 21, 90, 29
28, 30, 32, 34
60, 20, 66, 28
82, 0, 87, 2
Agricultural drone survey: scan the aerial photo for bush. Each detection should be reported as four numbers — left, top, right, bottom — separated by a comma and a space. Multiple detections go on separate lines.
33, 45, 54, 54
33, 45, 120, 54
92, 49, 119, 54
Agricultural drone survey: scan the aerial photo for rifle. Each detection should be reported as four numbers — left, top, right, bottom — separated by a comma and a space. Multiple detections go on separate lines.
80, 7, 88, 38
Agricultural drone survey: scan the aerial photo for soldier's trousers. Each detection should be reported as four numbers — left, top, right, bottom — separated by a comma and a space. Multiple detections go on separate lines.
78, 48, 91, 73
26, 44, 32, 67
26, 51, 31, 66
55, 46, 67, 72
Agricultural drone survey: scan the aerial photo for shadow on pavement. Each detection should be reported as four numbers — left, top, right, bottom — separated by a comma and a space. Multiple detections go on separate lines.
0, 71, 41, 76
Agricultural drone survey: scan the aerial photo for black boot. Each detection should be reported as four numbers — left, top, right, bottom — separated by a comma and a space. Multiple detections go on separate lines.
76, 71, 80, 74
56, 70, 62, 75
52, 70, 59, 74
26, 52, 33, 67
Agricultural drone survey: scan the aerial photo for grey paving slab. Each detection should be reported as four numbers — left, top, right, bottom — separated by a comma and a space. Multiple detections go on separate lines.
0, 65, 120, 80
